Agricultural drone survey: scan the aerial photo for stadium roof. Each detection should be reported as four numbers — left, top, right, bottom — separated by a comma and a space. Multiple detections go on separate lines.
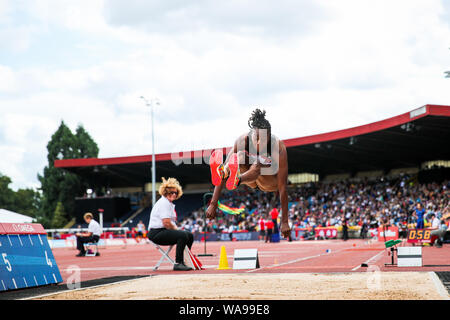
55, 104, 450, 187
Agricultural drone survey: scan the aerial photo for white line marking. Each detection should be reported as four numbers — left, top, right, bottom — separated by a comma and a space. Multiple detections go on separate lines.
351, 250, 385, 271
53, 273, 57, 283
60, 265, 218, 272
63, 266, 171, 271
18, 235, 23, 246
43, 274, 48, 284
34, 275, 38, 286
38, 234, 44, 245
1, 280, 6, 291
245, 246, 353, 273
429, 272, 450, 300
23, 277, 28, 287
7, 235, 12, 246
12, 278, 17, 289
29, 234, 33, 246
246, 253, 324, 273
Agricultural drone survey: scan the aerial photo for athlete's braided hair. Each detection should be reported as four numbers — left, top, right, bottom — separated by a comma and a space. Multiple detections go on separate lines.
248, 108, 271, 131
248, 108, 272, 156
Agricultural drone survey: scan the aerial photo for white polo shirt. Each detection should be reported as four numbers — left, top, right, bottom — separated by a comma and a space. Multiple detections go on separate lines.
88, 219, 102, 237
148, 196, 177, 229
431, 218, 440, 229
137, 222, 145, 232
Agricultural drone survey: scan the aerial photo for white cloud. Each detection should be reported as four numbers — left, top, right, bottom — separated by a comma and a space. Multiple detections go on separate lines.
0, 65, 18, 93
0, 0, 11, 23
0, 0, 450, 191
103, 0, 327, 37
0, 25, 39, 53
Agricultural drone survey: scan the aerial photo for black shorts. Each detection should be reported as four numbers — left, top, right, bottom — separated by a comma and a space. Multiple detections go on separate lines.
259, 230, 266, 236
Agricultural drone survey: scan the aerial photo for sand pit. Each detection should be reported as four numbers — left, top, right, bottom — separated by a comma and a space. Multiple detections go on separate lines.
36, 272, 448, 300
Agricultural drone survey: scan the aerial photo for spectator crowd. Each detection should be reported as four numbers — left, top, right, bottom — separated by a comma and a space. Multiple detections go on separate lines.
176, 174, 449, 240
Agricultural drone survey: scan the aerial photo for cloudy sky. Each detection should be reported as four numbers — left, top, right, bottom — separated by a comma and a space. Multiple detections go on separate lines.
1, 0, 450, 190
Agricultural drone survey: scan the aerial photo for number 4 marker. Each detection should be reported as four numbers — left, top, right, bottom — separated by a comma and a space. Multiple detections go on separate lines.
45, 251, 53, 268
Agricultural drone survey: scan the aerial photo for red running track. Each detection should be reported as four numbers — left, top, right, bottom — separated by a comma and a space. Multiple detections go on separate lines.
52, 239, 450, 284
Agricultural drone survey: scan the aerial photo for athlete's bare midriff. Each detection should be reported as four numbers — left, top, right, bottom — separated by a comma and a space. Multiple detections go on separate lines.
239, 164, 279, 192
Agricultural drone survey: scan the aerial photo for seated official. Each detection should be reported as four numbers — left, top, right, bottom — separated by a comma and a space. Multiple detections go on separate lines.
147, 177, 194, 271
430, 212, 450, 248
75, 212, 101, 257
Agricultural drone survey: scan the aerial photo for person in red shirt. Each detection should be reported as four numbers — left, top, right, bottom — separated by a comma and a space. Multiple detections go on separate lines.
258, 215, 266, 241
270, 207, 279, 234
265, 218, 274, 243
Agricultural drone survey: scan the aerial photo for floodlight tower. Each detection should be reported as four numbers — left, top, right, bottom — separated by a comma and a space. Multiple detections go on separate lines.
140, 96, 160, 207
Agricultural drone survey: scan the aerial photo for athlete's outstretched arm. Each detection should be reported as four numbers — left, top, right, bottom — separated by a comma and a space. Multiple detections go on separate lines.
206, 181, 225, 220
277, 141, 290, 238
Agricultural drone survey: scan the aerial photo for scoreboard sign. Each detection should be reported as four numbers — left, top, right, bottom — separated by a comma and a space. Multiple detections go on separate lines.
0, 223, 63, 292
407, 229, 432, 244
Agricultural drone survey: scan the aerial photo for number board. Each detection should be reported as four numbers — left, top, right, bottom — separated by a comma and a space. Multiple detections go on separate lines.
407, 228, 432, 244
0, 223, 63, 292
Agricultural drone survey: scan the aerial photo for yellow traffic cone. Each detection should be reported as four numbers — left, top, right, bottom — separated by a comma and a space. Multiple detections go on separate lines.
217, 245, 231, 270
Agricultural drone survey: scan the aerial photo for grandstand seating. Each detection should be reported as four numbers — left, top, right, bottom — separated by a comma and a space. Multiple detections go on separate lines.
174, 173, 449, 238
115, 193, 203, 230
69, 168, 449, 243
122, 207, 151, 229
174, 193, 204, 218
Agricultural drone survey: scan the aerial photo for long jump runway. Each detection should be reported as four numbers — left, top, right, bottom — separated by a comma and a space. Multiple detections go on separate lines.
54, 239, 387, 281
4, 239, 450, 300
52, 239, 450, 279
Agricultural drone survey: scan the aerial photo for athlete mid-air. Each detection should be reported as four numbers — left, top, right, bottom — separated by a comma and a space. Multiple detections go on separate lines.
206, 109, 291, 238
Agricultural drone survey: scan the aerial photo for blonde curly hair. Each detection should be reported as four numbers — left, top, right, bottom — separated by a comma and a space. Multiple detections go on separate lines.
159, 177, 183, 200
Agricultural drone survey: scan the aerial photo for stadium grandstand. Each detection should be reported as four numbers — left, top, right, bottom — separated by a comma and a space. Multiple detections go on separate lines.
54, 104, 450, 238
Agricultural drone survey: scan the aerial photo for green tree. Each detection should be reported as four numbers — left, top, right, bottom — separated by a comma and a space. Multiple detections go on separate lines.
37, 121, 99, 228
0, 174, 15, 209
52, 202, 67, 228
75, 125, 99, 159
0, 173, 41, 219
12, 188, 41, 218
